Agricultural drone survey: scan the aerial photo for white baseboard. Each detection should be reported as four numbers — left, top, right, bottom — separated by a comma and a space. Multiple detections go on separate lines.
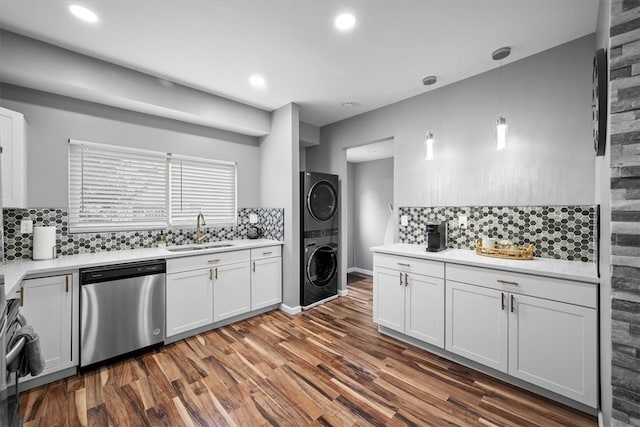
339, 288, 349, 297
351, 267, 373, 276
346, 267, 356, 273
279, 303, 302, 315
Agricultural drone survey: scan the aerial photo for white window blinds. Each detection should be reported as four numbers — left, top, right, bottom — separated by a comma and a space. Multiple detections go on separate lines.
68, 140, 169, 232
169, 154, 237, 227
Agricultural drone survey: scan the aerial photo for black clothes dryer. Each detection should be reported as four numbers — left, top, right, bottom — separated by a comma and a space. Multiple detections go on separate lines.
301, 228, 339, 308
301, 172, 339, 232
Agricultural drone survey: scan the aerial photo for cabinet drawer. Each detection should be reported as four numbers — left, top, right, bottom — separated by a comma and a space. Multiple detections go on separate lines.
373, 253, 444, 279
446, 264, 596, 308
167, 249, 250, 274
251, 245, 281, 260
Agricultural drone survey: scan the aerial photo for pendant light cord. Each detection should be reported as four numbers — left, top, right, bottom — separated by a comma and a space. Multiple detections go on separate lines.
499, 58, 503, 117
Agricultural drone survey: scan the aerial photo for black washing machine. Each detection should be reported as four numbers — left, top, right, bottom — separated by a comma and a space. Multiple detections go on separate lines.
301, 228, 339, 308
301, 172, 339, 231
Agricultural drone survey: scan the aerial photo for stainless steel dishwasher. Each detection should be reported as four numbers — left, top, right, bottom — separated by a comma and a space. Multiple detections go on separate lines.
80, 260, 165, 368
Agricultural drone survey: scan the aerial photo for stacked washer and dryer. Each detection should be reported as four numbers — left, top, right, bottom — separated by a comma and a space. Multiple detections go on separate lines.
300, 172, 340, 309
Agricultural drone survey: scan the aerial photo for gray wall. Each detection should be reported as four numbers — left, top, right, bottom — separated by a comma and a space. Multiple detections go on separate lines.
306, 35, 596, 292
352, 158, 393, 272
595, 0, 612, 423
347, 162, 355, 268
260, 104, 300, 309
0, 84, 260, 208
299, 147, 306, 172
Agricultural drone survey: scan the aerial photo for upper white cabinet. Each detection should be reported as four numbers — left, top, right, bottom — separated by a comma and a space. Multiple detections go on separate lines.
0, 107, 27, 208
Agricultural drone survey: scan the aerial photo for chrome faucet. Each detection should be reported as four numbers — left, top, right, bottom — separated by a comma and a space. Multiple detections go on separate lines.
196, 213, 207, 244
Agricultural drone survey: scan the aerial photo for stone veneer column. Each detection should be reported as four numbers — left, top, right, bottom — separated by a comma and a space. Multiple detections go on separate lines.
610, 1, 640, 425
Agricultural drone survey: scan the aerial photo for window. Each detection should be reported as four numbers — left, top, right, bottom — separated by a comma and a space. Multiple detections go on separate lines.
68, 140, 237, 232
69, 140, 168, 232
169, 154, 237, 227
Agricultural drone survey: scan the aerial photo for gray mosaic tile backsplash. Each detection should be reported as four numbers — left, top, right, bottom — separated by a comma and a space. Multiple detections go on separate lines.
3, 207, 284, 261
398, 206, 596, 262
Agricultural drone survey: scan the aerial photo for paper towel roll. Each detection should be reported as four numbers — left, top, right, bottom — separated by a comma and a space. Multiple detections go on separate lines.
33, 226, 57, 260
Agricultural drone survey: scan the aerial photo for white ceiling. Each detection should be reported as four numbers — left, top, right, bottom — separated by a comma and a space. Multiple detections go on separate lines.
346, 139, 394, 163
0, 1, 599, 127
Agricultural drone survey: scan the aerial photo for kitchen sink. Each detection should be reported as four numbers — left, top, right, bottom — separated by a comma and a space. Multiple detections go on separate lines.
166, 243, 234, 252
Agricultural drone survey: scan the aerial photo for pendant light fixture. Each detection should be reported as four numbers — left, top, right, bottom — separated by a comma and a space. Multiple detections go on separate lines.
422, 75, 437, 160
492, 46, 511, 150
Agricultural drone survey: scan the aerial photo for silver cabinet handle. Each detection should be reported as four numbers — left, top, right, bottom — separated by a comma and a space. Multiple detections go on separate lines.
404, 273, 409, 287
215, 267, 218, 280
501, 293, 505, 310
511, 295, 515, 313
497, 279, 519, 286
208, 259, 221, 264
399, 272, 403, 286
397, 262, 410, 267
253, 261, 256, 272
263, 251, 273, 255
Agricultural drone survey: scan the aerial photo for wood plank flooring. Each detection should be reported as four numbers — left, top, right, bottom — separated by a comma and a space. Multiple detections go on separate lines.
20, 274, 597, 426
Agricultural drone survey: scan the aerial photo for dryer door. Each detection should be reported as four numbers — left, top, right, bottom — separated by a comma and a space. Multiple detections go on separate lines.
306, 245, 337, 287
307, 180, 337, 222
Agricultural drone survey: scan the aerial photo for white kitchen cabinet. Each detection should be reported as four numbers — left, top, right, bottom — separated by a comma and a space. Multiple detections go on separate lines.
251, 249, 282, 311
373, 254, 445, 348
508, 294, 597, 405
213, 261, 251, 322
445, 263, 597, 407
166, 249, 251, 337
374, 266, 405, 332
0, 107, 26, 208
445, 281, 508, 372
18, 274, 74, 378
166, 268, 214, 337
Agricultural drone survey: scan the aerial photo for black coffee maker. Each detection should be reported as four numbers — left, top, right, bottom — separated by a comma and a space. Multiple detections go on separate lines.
425, 222, 447, 252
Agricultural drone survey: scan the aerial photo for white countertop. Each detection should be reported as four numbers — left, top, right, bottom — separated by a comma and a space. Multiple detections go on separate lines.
370, 243, 599, 284
4, 239, 283, 297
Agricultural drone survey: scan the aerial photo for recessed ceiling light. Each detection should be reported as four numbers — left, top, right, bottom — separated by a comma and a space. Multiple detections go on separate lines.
334, 13, 356, 31
249, 74, 266, 88
342, 102, 356, 109
69, 4, 99, 23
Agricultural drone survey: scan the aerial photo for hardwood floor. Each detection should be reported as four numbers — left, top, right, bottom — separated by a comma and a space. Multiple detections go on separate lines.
20, 274, 597, 426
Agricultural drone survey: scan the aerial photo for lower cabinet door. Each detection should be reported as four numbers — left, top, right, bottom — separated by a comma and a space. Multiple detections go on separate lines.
445, 281, 508, 372
19, 275, 73, 377
166, 269, 213, 337
251, 257, 282, 311
374, 267, 405, 332
508, 294, 597, 406
406, 274, 444, 348
213, 262, 251, 322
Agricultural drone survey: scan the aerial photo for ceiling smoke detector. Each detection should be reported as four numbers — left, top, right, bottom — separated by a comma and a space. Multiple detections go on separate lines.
492, 46, 511, 61
342, 102, 356, 109
422, 75, 437, 86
